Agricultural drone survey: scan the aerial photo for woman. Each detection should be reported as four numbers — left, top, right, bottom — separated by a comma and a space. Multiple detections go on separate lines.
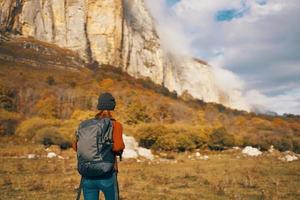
73, 92, 125, 200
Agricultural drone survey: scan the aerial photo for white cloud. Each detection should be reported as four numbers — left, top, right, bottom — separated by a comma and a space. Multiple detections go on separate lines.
245, 88, 300, 115
145, 0, 193, 56
145, 0, 300, 115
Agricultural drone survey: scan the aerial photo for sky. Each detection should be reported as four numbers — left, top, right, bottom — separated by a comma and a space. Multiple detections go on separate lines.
145, 0, 300, 115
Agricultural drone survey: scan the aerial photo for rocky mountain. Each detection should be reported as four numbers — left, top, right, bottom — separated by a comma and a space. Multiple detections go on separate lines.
0, 0, 249, 111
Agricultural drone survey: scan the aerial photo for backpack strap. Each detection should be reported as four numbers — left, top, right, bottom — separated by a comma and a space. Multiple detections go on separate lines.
76, 176, 83, 200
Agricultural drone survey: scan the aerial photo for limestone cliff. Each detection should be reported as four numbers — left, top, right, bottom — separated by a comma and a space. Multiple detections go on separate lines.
0, 0, 249, 111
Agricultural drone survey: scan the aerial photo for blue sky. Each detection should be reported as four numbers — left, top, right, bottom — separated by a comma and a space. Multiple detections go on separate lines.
146, 0, 300, 114
167, 0, 263, 21
166, 0, 180, 7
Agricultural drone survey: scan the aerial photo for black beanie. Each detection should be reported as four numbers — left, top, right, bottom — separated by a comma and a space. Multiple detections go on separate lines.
97, 92, 116, 110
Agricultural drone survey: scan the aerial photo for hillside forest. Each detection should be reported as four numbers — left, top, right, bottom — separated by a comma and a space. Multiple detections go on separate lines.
1, 38, 300, 154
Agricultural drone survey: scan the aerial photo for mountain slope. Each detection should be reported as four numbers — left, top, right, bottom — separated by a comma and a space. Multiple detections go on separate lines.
0, 38, 299, 153
0, 0, 249, 111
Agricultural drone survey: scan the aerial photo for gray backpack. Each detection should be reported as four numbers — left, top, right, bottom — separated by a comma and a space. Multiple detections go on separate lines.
76, 117, 115, 179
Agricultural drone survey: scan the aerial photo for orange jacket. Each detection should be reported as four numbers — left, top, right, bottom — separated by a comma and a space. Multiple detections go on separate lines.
111, 120, 125, 152
72, 115, 125, 171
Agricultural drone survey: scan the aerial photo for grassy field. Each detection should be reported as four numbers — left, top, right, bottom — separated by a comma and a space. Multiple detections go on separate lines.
0, 142, 299, 200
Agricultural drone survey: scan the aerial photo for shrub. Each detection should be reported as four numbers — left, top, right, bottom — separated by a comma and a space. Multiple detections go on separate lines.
86, 60, 99, 70
71, 110, 95, 121
266, 136, 293, 152
60, 142, 72, 150
153, 133, 178, 151
189, 132, 206, 149
277, 137, 293, 152
138, 124, 167, 148
222, 135, 235, 147
137, 124, 205, 151
242, 135, 270, 151
34, 95, 59, 118
99, 78, 114, 90
125, 102, 152, 125
255, 139, 270, 151
272, 118, 288, 128
46, 75, 56, 85
0, 109, 21, 135
292, 138, 300, 153
58, 119, 79, 141
16, 117, 75, 148
153, 104, 174, 123
16, 117, 60, 140
180, 90, 194, 101
153, 133, 196, 152
209, 127, 235, 147
170, 91, 178, 99
0, 96, 15, 112
251, 117, 272, 130
242, 136, 256, 147
175, 134, 196, 152
168, 126, 203, 150
0, 87, 18, 111
208, 145, 226, 151
33, 127, 67, 146
0, 119, 19, 136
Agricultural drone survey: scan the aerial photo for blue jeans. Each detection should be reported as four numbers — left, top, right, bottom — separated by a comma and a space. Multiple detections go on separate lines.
82, 173, 119, 200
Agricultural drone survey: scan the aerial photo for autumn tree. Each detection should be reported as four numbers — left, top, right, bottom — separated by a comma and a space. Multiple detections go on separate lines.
34, 94, 59, 118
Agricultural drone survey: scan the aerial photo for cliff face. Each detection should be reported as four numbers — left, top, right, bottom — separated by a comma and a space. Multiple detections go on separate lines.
0, 0, 123, 65
122, 0, 165, 84
0, 0, 249, 111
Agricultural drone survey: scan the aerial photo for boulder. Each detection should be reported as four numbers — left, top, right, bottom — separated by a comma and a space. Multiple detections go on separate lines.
123, 134, 154, 160
242, 146, 262, 156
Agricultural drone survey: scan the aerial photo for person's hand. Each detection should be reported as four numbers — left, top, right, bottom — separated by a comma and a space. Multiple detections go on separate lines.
115, 150, 123, 156
115, 150, 123, 161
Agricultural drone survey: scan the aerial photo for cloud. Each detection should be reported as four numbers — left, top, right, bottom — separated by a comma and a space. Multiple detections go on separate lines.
145, 0, 193, 56
245, 88, 300, 115
145, 0, 300, 115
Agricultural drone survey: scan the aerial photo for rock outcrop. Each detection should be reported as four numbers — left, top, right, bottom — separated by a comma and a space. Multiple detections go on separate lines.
0, 0, 249, 111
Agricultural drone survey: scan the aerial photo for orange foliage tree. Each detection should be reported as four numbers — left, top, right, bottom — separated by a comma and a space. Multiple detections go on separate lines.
34, 94, 59, 118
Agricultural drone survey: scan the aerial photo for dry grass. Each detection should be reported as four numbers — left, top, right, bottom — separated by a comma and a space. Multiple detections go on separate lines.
0, 143, 299, 200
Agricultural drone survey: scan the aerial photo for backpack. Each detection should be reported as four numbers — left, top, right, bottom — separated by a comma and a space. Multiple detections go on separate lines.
76, 117, 115, 179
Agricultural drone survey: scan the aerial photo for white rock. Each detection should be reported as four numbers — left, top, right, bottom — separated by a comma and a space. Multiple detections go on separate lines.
123, 134, 154, 160
195, 152, 201, 157
123, 149, 138, 159
280, 155, 298, 162
268, 145, 275, 153
200, 155, 209, 160
137, 147, 154, 160
242, 146, 262, 156
285, 155, 298, 162
123, 135, 139, 149
27, 154, 36, 159
122, 135, 139, 159
47, 152, 57, 158
233, 146, 240, 150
